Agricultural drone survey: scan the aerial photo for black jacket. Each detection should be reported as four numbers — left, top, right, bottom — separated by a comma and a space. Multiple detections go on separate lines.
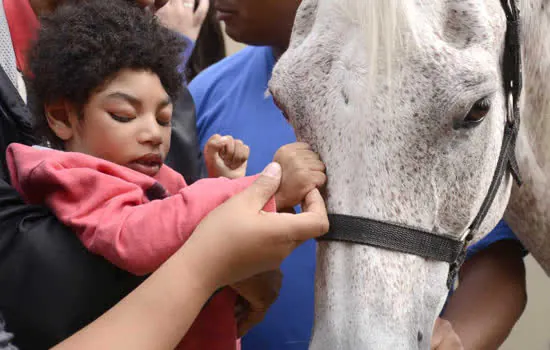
0, 67, 207, 349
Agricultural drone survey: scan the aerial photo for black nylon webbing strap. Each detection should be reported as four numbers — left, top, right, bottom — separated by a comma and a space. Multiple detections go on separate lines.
318, 214, 464, 264
469, 0, 523, 233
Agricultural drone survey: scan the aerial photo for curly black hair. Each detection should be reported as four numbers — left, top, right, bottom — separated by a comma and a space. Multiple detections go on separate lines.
27, 0, 185, 148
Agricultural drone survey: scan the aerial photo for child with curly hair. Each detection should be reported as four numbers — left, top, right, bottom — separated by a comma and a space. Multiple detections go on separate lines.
6, 0, 326, 348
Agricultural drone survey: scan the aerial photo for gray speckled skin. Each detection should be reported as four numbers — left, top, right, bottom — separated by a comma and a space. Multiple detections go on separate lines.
269, 0, 549, 348
505, 0, 550, 279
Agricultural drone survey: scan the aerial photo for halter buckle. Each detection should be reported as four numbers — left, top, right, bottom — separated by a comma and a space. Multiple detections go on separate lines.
506, 91, 515, 125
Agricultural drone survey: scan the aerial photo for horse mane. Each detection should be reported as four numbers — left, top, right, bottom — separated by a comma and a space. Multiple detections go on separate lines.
334, 0, 418, 86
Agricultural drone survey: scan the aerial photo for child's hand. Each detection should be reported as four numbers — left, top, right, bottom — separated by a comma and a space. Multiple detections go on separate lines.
231, 270, 283, 337
204, 134, 250, 179
273, 143, 326, 211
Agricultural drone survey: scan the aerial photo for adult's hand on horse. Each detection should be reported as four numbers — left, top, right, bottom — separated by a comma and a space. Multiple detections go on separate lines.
232, 269, 283, 337
431, 318, 464, 350
184, 162, 329, 290
156, 0, 209, 41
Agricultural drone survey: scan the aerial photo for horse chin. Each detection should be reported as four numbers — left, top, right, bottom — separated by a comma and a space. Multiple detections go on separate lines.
310, 242, 448, 350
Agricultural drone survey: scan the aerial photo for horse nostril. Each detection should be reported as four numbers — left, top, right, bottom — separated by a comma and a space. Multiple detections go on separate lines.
417, 330, 423, 343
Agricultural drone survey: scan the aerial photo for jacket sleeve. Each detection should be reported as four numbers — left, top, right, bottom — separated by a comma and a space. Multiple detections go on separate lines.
8, 149, 276, 276
78, 175, 275, 276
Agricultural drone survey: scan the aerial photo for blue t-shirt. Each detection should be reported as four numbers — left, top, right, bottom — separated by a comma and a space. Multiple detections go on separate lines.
190, 46, 315, 350
189, 46, 525, 349
467, 220, 527, 260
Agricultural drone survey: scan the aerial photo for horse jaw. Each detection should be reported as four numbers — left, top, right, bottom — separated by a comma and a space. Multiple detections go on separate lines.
310, 243, 448, 350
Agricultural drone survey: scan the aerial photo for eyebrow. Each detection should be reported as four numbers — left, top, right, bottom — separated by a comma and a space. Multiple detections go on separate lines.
105, 92, 172, 111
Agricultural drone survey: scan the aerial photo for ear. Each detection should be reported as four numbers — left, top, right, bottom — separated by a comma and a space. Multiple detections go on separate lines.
45, 101, 77, 141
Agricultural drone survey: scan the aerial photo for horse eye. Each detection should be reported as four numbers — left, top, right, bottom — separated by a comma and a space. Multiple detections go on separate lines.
454, 97, 491, 129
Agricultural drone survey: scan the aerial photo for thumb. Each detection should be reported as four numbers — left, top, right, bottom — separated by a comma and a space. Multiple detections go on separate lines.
239, 162, 282, 210
204, 136, 224, 157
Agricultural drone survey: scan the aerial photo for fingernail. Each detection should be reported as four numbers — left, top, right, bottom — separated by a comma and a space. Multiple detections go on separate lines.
263, 162, 281, 178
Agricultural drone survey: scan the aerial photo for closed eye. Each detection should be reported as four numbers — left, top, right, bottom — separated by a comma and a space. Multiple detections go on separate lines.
157, 119, 171, 127
109, 113, 134, 123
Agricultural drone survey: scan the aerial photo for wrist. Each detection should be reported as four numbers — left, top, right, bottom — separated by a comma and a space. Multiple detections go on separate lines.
175, 242, 222, 294
205, 161, 220, 178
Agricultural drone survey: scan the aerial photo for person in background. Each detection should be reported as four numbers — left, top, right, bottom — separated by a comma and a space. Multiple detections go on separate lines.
156, 0, 227, 83
189, 0, 528, 349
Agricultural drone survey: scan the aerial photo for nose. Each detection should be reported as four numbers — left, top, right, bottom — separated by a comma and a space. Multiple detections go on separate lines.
137, 118, 163, 147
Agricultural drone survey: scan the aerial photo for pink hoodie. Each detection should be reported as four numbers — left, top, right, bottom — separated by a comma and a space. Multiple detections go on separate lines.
7, 143, 276, 349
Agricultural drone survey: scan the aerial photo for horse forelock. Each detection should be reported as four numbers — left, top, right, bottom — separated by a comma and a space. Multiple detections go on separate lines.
332, 0, 418, 88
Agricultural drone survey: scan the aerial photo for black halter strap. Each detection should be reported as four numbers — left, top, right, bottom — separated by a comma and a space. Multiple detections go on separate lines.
318, 0, 523, 289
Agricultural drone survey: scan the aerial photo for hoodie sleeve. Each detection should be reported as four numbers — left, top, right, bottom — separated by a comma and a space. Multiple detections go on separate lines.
6, 144, 276, 275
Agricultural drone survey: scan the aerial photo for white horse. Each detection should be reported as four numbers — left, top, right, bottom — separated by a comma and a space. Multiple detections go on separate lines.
269, 0, 550, 348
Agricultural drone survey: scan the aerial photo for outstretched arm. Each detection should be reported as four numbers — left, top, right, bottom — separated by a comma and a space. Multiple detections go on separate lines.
52, 163, 329, 349
439, 239, 526, 349
7, 144, 274, 276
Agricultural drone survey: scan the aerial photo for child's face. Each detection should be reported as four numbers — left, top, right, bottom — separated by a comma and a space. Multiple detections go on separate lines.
61, 69, 173, 177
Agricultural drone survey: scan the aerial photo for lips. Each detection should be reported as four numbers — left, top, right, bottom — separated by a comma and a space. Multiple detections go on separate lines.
214, 3, 237, 21
127, 153, 163, 177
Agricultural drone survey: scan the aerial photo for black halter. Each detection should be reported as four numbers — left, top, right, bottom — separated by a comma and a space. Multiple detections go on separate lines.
317, 0, 523, 289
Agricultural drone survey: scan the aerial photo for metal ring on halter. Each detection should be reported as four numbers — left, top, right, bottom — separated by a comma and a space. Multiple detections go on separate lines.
507, 92, 515, 125
182, 2, 194, 8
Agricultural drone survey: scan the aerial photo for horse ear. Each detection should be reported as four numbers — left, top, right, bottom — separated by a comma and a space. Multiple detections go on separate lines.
287, 0, 318, 50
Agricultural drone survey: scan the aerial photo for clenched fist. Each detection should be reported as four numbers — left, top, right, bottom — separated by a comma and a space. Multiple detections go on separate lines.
204, 134, 250, 179
273, 143, 326, 211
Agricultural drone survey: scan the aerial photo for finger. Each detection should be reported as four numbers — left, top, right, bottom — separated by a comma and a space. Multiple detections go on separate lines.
301, 189, 328, 220
309, 172, 327, 187
237, 309, 265, 338
305, 160, 326, 172
430, 318, 450, 348
194, 0, 209, 21
280, 142, 311, 154
231, 141, 250, 169
296, 148, 320, 158
204, 134, 223, 151
263, 189, 329, 242
236, 163, 282, 210
203, 136, 227, 166
291, 153, 321, 165
439, 335, 464, 350
293, 142, 312, 150
293, 150, 323, 166
219, 136, 236, 163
